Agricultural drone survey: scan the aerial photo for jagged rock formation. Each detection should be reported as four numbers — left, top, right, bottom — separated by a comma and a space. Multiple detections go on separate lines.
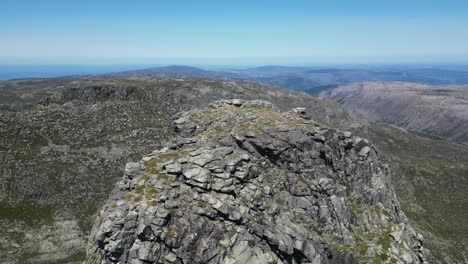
87, 100, 427, 264
0, 76, 364, 263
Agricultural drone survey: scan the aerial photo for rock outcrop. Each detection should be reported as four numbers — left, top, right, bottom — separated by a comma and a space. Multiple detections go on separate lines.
86, 99, 427, 264
0, 76, 364, 263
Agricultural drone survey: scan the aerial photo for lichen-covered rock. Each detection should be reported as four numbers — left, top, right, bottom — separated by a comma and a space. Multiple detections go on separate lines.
86, 99, 428, 264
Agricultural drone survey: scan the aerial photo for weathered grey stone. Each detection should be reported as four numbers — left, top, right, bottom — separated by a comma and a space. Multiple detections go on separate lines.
191, 153, 215, 167
213, 172, 230, 179
359, 146, 371, 156
191, 168, 211, 183
156, 208, 170, 219
164, 199, 180, 209
183, 167, 202, 179
87, 100, 428, 264
165, 163, 182, 174
293, 107, 307, 114
225, 154, 243, 166
213, 147, 235, 156
125, 162, 144, 178
164, 252, 178, 263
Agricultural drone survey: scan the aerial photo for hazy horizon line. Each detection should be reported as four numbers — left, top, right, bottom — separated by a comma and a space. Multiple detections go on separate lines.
2, 53, 468, 67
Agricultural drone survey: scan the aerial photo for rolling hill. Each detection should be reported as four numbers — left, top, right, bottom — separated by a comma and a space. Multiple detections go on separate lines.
319, 82, 468, 143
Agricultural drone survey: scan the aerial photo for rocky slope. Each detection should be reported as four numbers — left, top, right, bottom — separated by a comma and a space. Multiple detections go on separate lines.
356, 124, 468, 263
319, 81, 468, 262
319, 82, 468, 143
0, 76, 364, 263
86, 100, 427, 264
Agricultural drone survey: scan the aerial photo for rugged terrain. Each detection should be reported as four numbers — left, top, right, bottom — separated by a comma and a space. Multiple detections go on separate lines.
1, 75, 467, 263
87, 99, 427, 264
319, 82, 468, 143
0, 76, 362, 263
319, 81, 468, 262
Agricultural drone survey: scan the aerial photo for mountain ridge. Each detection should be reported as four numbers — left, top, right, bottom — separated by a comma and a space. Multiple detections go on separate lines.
319, 81, 468, 144
86, 99, 428, 264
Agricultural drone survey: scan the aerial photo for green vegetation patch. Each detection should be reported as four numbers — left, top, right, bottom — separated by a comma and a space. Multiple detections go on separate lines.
357, 123, 468, 262
144, 149, 191, 174
0, 202, 54, 225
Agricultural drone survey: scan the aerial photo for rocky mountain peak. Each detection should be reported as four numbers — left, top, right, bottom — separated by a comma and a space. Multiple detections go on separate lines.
86, 99, 427, 264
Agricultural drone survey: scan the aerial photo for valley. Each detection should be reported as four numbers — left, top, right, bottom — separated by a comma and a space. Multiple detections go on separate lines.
319, 82, 468, 143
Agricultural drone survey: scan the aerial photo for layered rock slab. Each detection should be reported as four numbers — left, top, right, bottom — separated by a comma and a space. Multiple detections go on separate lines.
86, 99, 427, 264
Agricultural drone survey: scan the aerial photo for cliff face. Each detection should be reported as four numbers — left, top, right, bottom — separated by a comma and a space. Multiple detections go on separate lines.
319, 82, 468, 262
86, 100, 427, 264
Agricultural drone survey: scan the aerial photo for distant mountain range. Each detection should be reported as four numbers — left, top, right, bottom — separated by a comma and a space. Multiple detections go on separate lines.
3, 64, 468, 95
114, 65, 468, 95
118, 65, 243, 79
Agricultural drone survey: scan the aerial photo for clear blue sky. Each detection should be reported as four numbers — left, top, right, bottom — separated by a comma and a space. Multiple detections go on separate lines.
1, 0, 468, 65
